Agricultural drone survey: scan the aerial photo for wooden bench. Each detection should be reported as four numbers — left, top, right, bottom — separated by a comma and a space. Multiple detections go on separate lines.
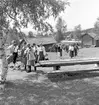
34, 58, 99, 71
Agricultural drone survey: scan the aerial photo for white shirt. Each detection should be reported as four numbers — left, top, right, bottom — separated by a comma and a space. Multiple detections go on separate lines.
69, 46, 74, 51
14, 46, 18, 53
37, 46, 46, 55
32, 46, 38, 52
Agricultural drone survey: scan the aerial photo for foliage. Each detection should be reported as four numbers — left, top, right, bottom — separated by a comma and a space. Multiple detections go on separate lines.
55, 17, 66, 42
55, 30, 64, 43
36, 21, 54, 36
94, 17, 99, 29
0, 0, 69, 31
19, 31, 26, 39
56, 17, 67, 32
74, 24, 82, 40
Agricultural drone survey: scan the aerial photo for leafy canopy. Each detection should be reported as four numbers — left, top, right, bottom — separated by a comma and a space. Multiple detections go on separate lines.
55, 17, 66, 42
0, 0, 69, 30
94, 17, 99, 29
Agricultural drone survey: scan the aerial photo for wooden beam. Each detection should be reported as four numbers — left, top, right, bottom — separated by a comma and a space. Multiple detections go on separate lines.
35, 59, 99, 67
48, 67, 99, 78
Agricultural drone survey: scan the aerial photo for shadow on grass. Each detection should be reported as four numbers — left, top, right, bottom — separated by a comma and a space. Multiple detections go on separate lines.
2, 69, 99, 105
47, 69, 99, 82
2, 78, 51, 105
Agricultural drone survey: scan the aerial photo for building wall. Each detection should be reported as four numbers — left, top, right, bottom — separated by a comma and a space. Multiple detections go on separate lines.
96, 40, 99, 47
82, 34, 95, 47
44, 44, 54, 52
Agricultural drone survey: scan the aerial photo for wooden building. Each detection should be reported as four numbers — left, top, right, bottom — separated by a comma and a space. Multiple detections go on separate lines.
81, 32, 99, 47
27, 37, 56, 52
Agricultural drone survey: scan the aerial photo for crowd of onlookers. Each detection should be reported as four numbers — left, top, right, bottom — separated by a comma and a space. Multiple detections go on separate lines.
7, 39, 48, 72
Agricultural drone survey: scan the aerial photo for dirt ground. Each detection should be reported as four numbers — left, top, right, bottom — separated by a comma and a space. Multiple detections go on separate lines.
1, 47, 99, 105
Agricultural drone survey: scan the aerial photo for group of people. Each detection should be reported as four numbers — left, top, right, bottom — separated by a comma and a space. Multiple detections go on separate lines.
68, 44, 79, 58
53, 43, 79, 59
7, 40, 48, 72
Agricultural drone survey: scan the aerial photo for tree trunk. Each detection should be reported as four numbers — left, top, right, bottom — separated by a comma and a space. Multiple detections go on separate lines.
0, 9, 8, 83
0, 30, 8, 83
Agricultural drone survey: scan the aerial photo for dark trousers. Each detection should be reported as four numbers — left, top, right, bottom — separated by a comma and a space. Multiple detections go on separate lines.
39, 51, 45, 61
70, 51, 74, 58
74, 49, 77, 56
13, 52, 18, 64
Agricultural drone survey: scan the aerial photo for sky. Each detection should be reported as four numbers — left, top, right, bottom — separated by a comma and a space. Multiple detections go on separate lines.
21, 0, 99, 34
61, 0, 99, 30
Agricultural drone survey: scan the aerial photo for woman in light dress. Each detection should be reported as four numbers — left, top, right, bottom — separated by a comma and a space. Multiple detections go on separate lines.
24, 44, 36, 72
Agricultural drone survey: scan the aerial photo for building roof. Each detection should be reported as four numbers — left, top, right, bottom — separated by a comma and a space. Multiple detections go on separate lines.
81, 32, 99, 40
27, 37, 56, 45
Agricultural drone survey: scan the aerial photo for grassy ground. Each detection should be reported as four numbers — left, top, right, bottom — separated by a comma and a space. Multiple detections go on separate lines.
1, 47, 99, 105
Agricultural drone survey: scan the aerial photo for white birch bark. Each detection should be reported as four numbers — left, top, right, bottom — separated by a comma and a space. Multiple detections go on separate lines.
0, 31, 8, 82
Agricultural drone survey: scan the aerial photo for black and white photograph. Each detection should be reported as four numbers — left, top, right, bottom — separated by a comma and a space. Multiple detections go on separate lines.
0, 0, 99, 104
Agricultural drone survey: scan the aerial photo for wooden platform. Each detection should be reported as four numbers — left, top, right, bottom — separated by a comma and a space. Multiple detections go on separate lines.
35, 58, 99, 67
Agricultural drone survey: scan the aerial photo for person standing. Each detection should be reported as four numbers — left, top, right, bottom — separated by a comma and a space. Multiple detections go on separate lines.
20, 41, 27, 70
74, 44, 79, 57
24, 44, 36, 72
57, 44, 62, 59
12, 41, 19, 70
7, 40, 19, 69
32, 43, 38, 63
59, 44, 62, 58
69, 44, 74, 58
38, 44, 46, 61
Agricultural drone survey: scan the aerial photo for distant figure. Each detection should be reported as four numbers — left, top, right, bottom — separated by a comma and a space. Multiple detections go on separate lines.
65, 45, 69, 53
69, 45, 74, 58
12, 42, 19, 69
74, 44, 79, 57
54, 44, 58, 53
32, 43, 39, 63
57, 44, 62, 58
38, 44, 46, 61
20, 41, 27, 70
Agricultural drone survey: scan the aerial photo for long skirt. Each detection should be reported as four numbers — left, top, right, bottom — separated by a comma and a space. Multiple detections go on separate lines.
0, 55, 8, 82
39, 51, 45, 61
27, 60, 35, 66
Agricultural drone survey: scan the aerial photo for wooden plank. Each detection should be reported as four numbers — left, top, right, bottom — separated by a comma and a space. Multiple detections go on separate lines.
47, 67, 99, 77
39, 58, 99, 62
35, 58, 99, 67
